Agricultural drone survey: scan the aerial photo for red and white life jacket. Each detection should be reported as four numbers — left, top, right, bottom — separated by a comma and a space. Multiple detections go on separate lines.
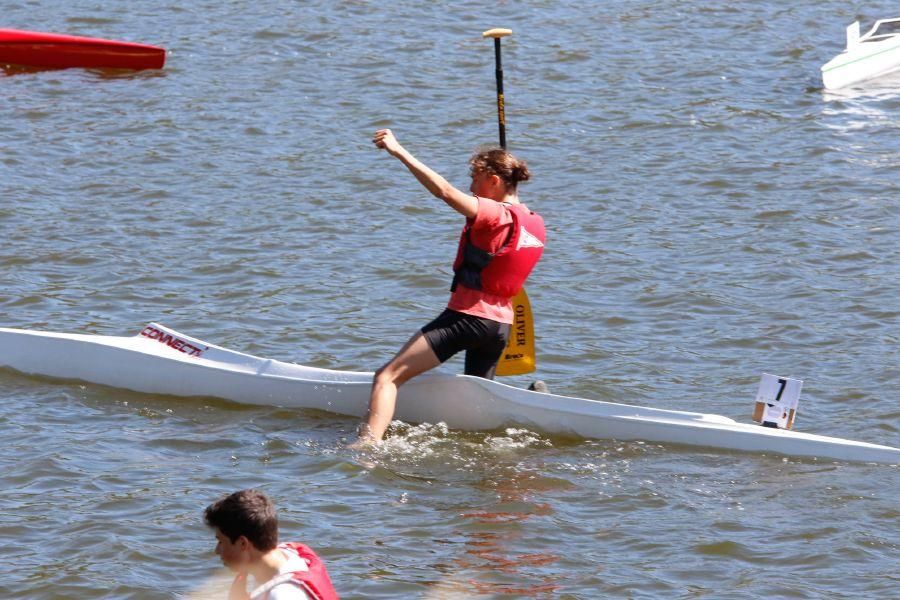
252, 543, 339, 600
451, 203, 546, 299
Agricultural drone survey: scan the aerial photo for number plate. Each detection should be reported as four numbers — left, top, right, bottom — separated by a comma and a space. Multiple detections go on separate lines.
754, 373, 803, 429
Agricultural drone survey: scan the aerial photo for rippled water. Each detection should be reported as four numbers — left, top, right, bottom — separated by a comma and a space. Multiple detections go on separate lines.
2, 1, 898, 598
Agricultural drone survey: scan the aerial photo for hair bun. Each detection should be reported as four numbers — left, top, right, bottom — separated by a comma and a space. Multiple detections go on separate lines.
469, 147, 531, 188
512, 162, 531, 183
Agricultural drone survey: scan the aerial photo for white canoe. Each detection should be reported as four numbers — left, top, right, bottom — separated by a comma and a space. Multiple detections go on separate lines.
821, 19, 900, 90
0, 322, 898, 464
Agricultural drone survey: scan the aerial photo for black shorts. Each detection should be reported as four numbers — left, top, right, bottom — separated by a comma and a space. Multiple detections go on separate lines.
421, 309, 510, 379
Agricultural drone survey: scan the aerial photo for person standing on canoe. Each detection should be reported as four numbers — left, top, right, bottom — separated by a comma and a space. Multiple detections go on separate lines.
204, 489, 339, 600
358, 129, 545, 443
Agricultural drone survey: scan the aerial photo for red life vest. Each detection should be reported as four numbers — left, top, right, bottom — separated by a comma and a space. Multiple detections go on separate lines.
451, 203, 546, 299
256, 543, 339, 600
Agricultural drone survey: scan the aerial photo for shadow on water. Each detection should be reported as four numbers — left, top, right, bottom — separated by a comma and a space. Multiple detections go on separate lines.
1, 62, 167, 79
348, 423, 571, 597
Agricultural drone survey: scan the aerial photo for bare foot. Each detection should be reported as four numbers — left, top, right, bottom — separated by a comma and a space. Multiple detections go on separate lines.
347, 423, 381, 450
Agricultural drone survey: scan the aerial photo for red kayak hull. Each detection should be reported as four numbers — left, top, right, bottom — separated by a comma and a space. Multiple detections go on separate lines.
0, 28, 165, 70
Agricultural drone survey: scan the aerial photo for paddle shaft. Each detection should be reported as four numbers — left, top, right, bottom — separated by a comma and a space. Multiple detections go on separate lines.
492, 37, 507, 149
483, 28, 512, 149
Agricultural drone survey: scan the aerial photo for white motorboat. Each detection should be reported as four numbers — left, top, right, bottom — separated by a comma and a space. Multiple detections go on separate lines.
0, 323, 898, 464
822, 18, 900, 89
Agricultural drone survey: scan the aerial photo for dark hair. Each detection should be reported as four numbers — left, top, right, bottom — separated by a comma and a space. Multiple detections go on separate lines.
204, 489, 278, 551
469, 147, 531, 190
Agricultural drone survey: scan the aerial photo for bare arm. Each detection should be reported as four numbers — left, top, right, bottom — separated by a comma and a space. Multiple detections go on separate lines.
373, 129, 478, 218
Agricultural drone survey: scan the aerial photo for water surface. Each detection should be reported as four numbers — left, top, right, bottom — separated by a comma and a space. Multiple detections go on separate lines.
1, 1, 898, 598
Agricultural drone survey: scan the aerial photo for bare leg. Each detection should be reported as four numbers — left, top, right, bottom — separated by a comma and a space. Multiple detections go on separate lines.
358, 332, 440, 442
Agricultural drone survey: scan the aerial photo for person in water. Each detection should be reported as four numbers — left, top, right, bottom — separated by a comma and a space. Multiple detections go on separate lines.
204, 489, 339, 600
358, 129, 545, 443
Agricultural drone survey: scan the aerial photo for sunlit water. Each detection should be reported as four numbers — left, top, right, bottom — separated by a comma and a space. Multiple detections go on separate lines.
1, 1, 898, 598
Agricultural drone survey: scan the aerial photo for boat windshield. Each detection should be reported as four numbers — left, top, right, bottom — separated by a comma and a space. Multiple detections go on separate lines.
869, 19, 900, 40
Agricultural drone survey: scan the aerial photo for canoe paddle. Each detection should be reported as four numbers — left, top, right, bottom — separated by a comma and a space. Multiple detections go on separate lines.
482, 28, 537, 377
484, 28, 511, 148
